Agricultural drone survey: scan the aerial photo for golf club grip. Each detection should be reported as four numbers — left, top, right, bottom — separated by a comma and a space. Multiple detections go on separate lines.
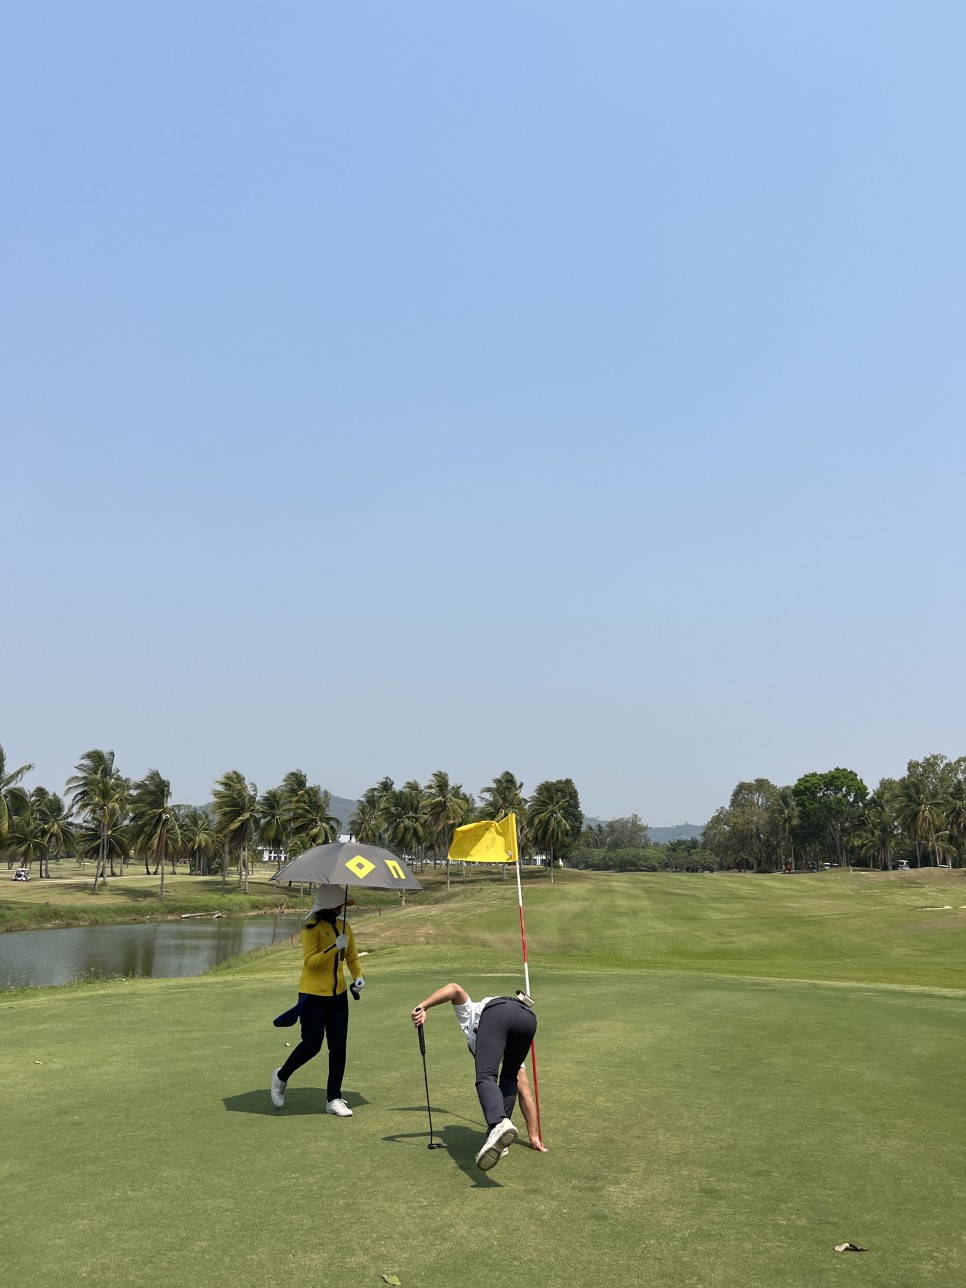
418, 1024, 426, 1056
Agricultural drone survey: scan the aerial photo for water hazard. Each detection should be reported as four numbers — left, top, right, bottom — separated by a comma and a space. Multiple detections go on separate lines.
0, 914, 305, 990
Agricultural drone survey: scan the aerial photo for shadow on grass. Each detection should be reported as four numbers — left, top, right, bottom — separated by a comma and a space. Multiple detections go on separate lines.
381, 1122, 504, 1189
223, 1088, 370, 1116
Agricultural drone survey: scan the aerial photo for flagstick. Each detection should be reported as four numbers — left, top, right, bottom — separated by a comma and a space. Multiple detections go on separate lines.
515, 856, 542, 1140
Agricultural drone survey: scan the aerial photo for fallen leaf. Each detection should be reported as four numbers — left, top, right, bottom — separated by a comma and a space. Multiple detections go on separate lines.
834, 1243, 866, 1253
33, 1060, 43, 1065
382, 1276, 402, 1286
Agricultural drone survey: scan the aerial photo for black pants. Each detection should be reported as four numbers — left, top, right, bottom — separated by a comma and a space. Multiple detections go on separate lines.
277, 992, 349, 1101
474, 998, 537, 1129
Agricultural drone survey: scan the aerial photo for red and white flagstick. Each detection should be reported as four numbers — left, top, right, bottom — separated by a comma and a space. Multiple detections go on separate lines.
514, 849, 542, 1140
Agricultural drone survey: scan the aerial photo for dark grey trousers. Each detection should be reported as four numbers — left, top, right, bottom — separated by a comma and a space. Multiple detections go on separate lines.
473, 998, 537, 1129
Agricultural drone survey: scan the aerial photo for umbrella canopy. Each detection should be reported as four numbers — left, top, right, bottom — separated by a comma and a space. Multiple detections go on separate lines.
271, 842, 422, 891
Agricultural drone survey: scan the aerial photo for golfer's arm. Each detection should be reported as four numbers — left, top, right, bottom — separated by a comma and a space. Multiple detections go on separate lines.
418, 983, 469, 1011
516, 1065, 540, 1143
302, 927, 336, 969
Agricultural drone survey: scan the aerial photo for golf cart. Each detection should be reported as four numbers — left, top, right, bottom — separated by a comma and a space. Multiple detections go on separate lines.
13, 868, 31, 882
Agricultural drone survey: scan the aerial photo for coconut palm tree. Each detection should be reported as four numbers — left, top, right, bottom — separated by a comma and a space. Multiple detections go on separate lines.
346, 798, 379, 843
382, 783, 427, 863
856, 792, 898, 870
66, 750, 129, 892
895, 773, 943, 867
211, 770, 259, 892
0, 742, 33, 862
291, 784, 341, 852
423, 770, 473, 889
178, 806, 219, 875
29, 788, 74, 878
478, 771, 527, 822
257, 786, 289, 867
129, 770, 181, 896
527, 782, 575, 883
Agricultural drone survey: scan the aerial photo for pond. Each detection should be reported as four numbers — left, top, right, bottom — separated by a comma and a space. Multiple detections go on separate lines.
0, 914, 305, 990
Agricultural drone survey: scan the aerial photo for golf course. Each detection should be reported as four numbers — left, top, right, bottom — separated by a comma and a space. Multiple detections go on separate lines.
3, 867, 964, 1288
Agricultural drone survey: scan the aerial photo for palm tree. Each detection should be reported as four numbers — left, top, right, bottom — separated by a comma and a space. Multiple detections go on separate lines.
178, 806, 219, 875
479, 771, 527, 821
348, 797, 384, 844
856, 793, 897, 870
290, 784, 340, 852
527, 782, 574, 883
479, 771, 528, 882
776, 787, 798, 871
211, 771, 259, 892
66, 750, 129, 892
895, 774, 943, 867
29, 788, 74, 878
945, 772, 966, 869
129, 771, 181, 896
258, 786, 289, 867
382, 783, 426, 864
0, 742, 33, 863
423, 770, 472, 889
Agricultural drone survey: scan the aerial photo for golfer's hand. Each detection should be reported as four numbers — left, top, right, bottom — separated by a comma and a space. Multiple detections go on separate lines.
411, 1005, 426, 1028
352, 976, 365, 993
335, 933, 348, 951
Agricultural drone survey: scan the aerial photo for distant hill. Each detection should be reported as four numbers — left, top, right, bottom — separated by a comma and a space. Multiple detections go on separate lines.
647, 823, 705, 844
328, 795, 359, 832
583, 818, 706, 844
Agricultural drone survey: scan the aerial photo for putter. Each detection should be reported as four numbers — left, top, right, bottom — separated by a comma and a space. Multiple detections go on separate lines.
417, 1024, 443, 1149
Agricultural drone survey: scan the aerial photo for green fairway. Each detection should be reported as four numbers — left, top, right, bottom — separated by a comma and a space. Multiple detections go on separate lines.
3, 873, 965, 1288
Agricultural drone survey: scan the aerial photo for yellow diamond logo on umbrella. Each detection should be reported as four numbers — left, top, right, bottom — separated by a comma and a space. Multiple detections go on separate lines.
346, 855, 376, 879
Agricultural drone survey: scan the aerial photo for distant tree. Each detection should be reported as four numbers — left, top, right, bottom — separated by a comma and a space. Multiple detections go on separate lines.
0, 743, 33, 862
66, 750, 130, 891
178, 806, 219, 875
212, 771, 259, 893
580, 823, 607, 849
423, 770, 473, 889
29, 788, 74, 878
605, 814, 649, 850
792, 769, 868, 868
129, 770, 181, 896
528, 779, 583, 881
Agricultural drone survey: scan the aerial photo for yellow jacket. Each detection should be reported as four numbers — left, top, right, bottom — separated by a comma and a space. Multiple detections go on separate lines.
298, 915, 362, 997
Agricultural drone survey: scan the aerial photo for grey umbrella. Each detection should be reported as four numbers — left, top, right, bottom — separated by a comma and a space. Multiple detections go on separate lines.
270, 841, 422, 891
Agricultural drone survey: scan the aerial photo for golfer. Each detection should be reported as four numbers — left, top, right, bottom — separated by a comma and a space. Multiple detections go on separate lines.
411, 982, 540, 1171
270, 885, 365, 1118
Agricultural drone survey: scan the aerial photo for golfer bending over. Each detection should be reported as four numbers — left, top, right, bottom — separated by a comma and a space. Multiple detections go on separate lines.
411, 983, 542, 1171
270, 885, 365, 1118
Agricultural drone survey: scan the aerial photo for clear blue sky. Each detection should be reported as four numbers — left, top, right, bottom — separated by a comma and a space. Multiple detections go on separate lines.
3, 2, 964, 824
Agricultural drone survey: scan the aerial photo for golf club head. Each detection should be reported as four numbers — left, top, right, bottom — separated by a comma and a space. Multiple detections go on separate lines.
427, 1142, 443, 1150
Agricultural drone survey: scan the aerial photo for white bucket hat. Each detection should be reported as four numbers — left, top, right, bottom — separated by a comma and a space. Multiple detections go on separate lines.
305, 884, 355, 921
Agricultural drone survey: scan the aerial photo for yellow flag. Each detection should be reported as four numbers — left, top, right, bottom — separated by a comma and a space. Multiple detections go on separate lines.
449, 812, 519, 864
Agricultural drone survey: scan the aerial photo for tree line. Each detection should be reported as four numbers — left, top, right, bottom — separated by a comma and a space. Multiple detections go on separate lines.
700, 755, 966, 872
0, 743, 584, 894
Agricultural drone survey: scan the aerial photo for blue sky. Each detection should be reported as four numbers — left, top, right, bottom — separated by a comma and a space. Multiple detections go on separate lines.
3, 2, 964, 824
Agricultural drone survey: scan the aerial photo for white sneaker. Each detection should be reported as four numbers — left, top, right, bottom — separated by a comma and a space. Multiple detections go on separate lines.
270, 1068, 286, 1108
475, 1118, 517, 1171
326, 1098, 353, 1117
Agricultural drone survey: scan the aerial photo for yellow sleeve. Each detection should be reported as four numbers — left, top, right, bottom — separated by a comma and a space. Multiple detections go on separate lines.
302, 923, 338, 971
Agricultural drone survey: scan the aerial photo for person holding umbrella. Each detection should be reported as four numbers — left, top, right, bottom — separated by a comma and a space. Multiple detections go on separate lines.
411, 982, 540, 1170
270, 885, 365, 1117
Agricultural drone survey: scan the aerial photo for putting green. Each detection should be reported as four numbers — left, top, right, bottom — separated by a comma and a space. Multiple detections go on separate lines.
3, 938, 964, 1288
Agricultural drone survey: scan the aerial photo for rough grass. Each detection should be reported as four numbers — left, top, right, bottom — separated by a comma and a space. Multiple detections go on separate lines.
3, 870, 965, 1288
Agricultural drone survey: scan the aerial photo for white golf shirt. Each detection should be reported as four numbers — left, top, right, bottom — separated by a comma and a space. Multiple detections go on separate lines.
452, 996, 494, 1055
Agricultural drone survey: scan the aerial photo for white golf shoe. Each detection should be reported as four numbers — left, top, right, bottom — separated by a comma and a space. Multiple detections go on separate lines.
270, 1069, 287, 1108
326, 1098, 353, 1117
475, 1118, 517, 1171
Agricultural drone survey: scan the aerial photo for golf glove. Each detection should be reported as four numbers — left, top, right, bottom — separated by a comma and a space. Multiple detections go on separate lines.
352, 976, 366, 992
334, 933, 348, 951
